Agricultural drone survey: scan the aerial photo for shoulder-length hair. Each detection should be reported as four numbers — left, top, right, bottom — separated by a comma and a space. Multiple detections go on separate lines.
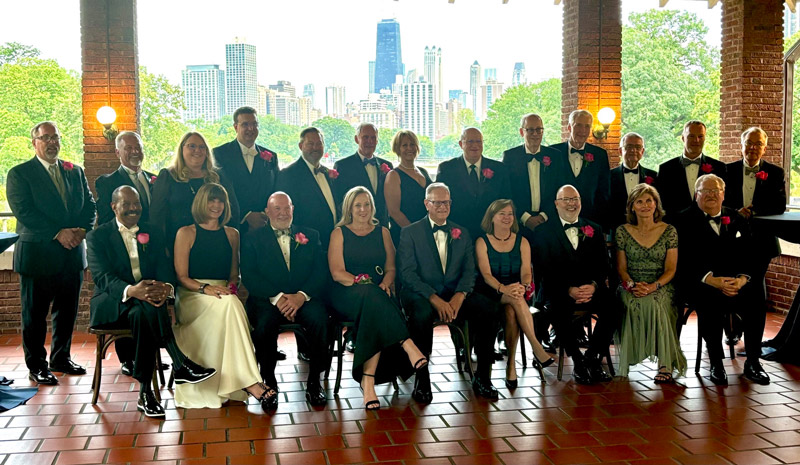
391, 130, 420, 158
169, 132, 220, 183
481, 199, 519, 235
336, 186, 378, 227
191, 183, 231, 226
626, 183, 665, 225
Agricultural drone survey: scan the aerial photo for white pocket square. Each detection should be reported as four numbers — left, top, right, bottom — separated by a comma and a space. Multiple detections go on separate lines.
736, 231, 742, 238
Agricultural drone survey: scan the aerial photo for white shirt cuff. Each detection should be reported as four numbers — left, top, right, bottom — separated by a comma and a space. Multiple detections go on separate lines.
269, 292, 285, 306
540, 212, 548, 221
122, 285, 132, 303
521, 212, 532, 224
240, 210, 254, 225
702, 271, 713, 284
298, 291, 311, 302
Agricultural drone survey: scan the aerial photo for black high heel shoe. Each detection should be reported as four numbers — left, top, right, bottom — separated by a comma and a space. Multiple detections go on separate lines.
505, 362, 518, 389
243, 382, 278, 411
531, 354, 554, 381
360, 373, 380, 410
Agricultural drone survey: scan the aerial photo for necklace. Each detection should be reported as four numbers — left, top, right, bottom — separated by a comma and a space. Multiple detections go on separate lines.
492, 230, 512, 241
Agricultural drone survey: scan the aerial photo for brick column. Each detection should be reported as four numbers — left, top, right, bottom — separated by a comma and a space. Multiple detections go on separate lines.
562, 0, 622, 166
81, 0, 139, 192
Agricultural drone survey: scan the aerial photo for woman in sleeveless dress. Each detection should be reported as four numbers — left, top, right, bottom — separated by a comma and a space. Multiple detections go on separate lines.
172, 183, 275, 410
328, 186, 428, 410
384, 130, 432, 246
475, 199, 553, 388
615, 184, 687, 382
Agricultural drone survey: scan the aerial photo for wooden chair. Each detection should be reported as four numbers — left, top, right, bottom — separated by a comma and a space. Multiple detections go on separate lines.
556, 311, 615, 381
677, 306, 737, 374
89, 328, 164, 405
433, 319, 474, 379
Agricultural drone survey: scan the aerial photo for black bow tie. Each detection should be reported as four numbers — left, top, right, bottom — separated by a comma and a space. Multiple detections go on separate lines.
432, 224, 450, 234
744, 165, 759, 175
623, 167, 639, 175
363, 158, 377, 166
681, 157, 701, 167
274, 228, 291, 238
563, 223, 579, 231
570, 148, 585, 156
705, 214, 721, 225
526, 153, 543, 163
313, 166, 326, 176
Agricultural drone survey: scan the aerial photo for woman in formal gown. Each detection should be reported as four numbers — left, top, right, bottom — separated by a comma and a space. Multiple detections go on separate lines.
328, 186, 428, 410
172, 183, 276, 410
150, 132, 240, 254
615, 183, 687, 382
475, 199, 554, 387
384, 130, 433, 246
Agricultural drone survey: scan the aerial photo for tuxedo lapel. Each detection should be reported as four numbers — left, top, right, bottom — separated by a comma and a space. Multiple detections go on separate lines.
265, 226, 290, 275
115, 166, 136, 189
110, 227, 137, 283
300, 160, 334, 215
555, 222, 577, 256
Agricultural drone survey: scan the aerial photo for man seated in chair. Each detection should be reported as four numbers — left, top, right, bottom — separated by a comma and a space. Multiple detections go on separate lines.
241, 192, 330, 407
532, 184, 619, 385
87, 186, 216, 417
399, 182, 500, 402
674, 174, 769, 385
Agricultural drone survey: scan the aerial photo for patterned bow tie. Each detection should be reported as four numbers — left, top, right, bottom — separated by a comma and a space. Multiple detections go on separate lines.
363, 158, 377, 166
623, 167, 639, 174
681, 157, 701, 167
744, 165, 759, 175
274, 228, 291, 238
705, 214, 721, 225
432, 224, 450, 234
119, 225, 139, 235
563, 223, 578, 231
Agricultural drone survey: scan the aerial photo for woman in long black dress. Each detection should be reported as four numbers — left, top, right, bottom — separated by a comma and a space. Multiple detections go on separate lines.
475, 199, 553, 387
150, 132, 240, 254
328, 186, 428, 410
384, 130, 432, 246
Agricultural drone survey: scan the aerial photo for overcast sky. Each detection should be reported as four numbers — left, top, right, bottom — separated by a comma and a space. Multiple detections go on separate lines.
1, 0, 721, 105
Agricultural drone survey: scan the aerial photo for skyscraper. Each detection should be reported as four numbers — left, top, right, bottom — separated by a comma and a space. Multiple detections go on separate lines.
403, 78, 435, 140
484, 68, 497, 81
181, 64, 225, 122
480, 79, 504, 121
368, 61, 376, 95
325, 85, 346, 116
374, 19, 403, 93
424, 46, 443, 103
225, 39, 258, 114
303, 84, 316, 109
512, 62, 527, 86
469, 61, 481, 116
269, 80, 296, 97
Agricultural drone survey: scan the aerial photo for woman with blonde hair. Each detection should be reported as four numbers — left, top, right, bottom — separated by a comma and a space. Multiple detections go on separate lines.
383, 130, 432, 245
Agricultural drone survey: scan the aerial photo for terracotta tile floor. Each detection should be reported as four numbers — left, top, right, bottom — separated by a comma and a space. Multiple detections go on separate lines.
1, 313, 799, 465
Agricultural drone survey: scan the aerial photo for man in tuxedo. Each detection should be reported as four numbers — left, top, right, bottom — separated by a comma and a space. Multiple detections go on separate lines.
275, 127, 339, 250
213, 106, 279, 233
674, 174, 769, 385
87, 186, 216, 417
548, 110, 610, 228
532, 185, 618, 385
722, 127, 786, 345
241, 192, 329, 408
436, 127, 511, 240
399, 183, 500, 401
333, 123, 392, 226
7, 121, 96, 385
609, 133, 658, 230
656, 121, 726, 222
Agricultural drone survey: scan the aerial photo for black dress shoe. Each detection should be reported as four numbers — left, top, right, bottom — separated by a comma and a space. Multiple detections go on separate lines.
29, 367, 58, 385
542, 338, 558, 354
297, 351, 311, 362
725, 336, 741, 346
412, 369, 433, 404
276, 349, 287, 361
472, 378, 499, 399
345, 340, 356, 353
709, 365, 728, 386
492, 348, 504, 361
173, 360, 216, 385
504, 378, 518, 389
49, 359, 86, 375
576, 333, 590, 349
158, 362, 170, 371
572, 363, 594, 385
587, 359, 612, 383
120, 361, 134, 377
743, 360, 770, 385
137, 390, 165, 418
305, 383, 327, 406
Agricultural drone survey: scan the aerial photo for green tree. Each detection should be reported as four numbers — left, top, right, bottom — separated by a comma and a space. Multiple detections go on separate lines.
457, 108, 477, 132
312, 116, 356, 160
419, 135, 434, 159
785, 31, 800, 198
434, 134, 461, 160
139, 66, 189, 172
377, 127, 395, 159
0, 42, 40, 66
621, 9, 720, 167
480, 79, 562, 159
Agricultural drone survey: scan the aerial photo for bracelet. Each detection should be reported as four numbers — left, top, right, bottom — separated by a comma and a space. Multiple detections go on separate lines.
197, 283, 209, 294
496, 285, 503, 294
655, 282, 662, 291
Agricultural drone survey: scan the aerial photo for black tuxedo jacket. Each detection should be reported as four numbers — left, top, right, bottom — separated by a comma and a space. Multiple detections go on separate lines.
502, 145, 563, 224
609, 164, 658, 229
213, 140, 279, 232
275, 158, 340, 250
95, 166, 156, 225
7, 157, 96, 276
656, 155, 726, 221
435, 156, 512, 240
87, 220, 174, 328
674, 205, 754, 303
333, 153, 393, 226
241, 224, 326, 303
398, 218, 475, 300
532, 217, 609, 308
548, 142, 610, 227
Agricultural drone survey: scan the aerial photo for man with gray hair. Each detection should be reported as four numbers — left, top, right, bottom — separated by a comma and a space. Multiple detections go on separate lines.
96, 131, 156, 226
333, 123, 393, 226
609, 132, 657, 229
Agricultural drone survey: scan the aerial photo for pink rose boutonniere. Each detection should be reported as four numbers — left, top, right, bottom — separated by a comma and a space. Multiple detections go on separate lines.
136, 232, 150, 251
524, 283, 535, 302
579, 225, 595, 239
542, 156, 551, 167
644, 176, 655, 185
228, 283, 239, 295
149, 175, 157, 185
584, 153, 594, 163
294, 232, 309, 249
450, 228, 462, 240
62, 161, 74, 171
721, 216, 731, 226
328, 168, 339, 179
259, 149, 274, 162
354, 273, 373, 285
701, 163, 713, 174
755, 171, 768, 181
380, 163, 391, 174
482, 168, 494, 180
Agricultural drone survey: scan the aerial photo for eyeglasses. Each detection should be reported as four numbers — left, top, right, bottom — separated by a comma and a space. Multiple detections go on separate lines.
556, 197, 581, 203
744, 141, 765, 148
697, 188, 722, 195
238, 122, 259, 129
624, 144, 644, 151
462, 139, 482, 145
183, 144, 208, 152
34, 135, 60, 144
523, 128, 545, 135
427, 200, 452, 208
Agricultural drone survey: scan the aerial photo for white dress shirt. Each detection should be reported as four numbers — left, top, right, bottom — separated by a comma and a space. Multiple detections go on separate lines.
357, 152, 379, 192
268, 225, 311, 306
682, 155, 702, 198
742, 161, 759, 208
116, 220, 174, 303
559, 216, 580, 250
121, 165, 151, 204
239, 140, 258, 173
568, 142, 586, 177
621, 161, 640, 196
462, 156, 482, 178
303, 157, 337, 222
519, 147, 549, 227
430, 217, 448, 274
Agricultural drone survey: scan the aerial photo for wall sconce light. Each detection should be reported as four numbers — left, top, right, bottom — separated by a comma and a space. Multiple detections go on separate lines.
97, 106, 118, 141
592, 107, 616, 140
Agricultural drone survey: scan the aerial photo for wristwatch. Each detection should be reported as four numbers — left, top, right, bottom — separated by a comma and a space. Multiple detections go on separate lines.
198, 283, 209, 294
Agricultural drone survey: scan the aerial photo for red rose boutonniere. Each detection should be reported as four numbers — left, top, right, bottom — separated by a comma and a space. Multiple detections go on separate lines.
149, 175, 157, 185
380, 163, 391, 174
542, 156, 551, 167
755, 171, 768, 181
228, 283, 239, 295
450, 228, 462, 240
62, 161, 74, 171
524, 282, 535, 302
136, 232, 149, 251
328, 168, 339, 179
482, 168, 494, 180
721, 216, 731, 226
354, 273, 372, 285
579, 225, 595, 239
644, 176, 655, 185
701, 163, 713, 174
294, 232, 309, 249
584, 153, 594, 163
259, 149, 274, 162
